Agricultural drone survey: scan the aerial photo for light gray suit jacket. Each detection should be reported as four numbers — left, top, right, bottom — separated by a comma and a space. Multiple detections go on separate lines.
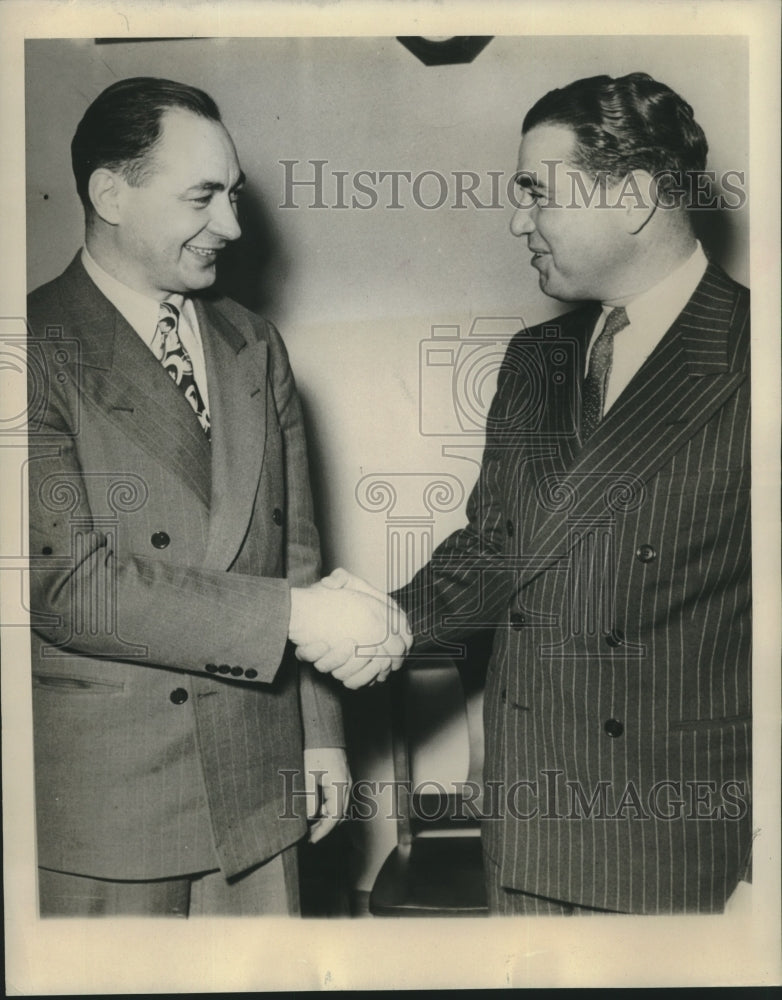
27, 255, 343, 881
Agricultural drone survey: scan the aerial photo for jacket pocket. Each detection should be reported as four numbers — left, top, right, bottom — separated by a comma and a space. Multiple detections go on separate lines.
669, 714, 751, 732
654, 468, 748, 498
32, 672, 126, 694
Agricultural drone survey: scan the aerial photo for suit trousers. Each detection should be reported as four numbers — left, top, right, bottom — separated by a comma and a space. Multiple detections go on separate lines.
38, 844, 300, 917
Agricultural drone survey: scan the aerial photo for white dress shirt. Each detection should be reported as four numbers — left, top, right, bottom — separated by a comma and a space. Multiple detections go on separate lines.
586, 241, 708, 413
81, 247, 210, 414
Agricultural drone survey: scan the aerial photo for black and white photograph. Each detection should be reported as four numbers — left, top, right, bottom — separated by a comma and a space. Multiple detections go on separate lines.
2, 0, 780, 992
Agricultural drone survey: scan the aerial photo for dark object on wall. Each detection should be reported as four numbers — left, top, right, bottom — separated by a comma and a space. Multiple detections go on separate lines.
397, 36, 492, 66
94, 38, 196, 44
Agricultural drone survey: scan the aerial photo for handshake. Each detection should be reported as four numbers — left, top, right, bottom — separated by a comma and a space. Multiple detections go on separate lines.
289, 568, 413, 689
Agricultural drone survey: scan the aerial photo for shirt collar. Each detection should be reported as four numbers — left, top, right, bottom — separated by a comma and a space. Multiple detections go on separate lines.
81, 247, 182, 348
600, 241, 708, 333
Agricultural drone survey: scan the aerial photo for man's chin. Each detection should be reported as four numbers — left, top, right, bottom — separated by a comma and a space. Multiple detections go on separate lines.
532, 260, 556, 298
536, 271, 558, 299
536, 272, 581, 303
182, 266, 218, 292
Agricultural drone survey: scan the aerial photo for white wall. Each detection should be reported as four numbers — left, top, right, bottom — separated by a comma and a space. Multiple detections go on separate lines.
25, 35, 749, 892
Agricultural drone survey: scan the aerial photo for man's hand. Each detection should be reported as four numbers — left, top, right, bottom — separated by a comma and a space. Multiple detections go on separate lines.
320, 566, 392, 601
303, 747, 351, 843
290, 569, 412, 688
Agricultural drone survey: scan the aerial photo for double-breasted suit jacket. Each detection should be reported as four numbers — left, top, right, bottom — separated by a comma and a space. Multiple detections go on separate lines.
398, 262, 751, 913
26, 255, 342, 882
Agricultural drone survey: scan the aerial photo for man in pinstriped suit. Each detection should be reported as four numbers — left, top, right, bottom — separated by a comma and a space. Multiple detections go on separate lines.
316, 73, 751, 914
26, 77, 410, 916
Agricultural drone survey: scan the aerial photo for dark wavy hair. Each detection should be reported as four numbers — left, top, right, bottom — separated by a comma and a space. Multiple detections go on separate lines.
522, 72, 708, 191
71, 76, 222, 212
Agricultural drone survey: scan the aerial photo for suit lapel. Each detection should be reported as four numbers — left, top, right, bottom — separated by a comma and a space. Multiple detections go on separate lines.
520, 264, 747, 584
63, 257, 212, 507
59, 257, 271, 571
514, 303, 595, 544
197, 299, 269, 571
543, 303, 594, 467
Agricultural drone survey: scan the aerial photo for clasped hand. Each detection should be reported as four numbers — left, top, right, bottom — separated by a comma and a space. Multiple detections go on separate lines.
289, 569, 412, 688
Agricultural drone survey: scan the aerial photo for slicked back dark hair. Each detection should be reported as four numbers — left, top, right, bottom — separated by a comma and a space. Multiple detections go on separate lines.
71, 76, 222, 213
522, 72, 708, 191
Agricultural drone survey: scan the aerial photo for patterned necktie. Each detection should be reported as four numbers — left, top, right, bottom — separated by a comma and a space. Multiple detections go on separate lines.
154, 300, 211, 441
581, 305, 629, 442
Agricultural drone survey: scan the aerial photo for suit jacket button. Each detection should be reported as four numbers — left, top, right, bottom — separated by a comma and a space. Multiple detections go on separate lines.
170, 688, 188, 705
151, 531, 170, 549
510, 613, 527, 629
605, 628, 625, 647
230, 666, 243, 677
636, 544, 656, 563
272, 507, 284, 526
218, 664, 231, 674
245, 668, 258, 679
604, 718, 624, 738
205, 663, 218, 673
506, 520, 514, 537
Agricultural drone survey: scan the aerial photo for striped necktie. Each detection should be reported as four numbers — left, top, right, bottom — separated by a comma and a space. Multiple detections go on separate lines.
581, 305, 629, 442
154, 300, 211, 441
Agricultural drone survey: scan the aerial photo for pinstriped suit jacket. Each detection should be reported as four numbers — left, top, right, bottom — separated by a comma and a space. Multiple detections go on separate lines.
26, 254, 343, 881
397, 262, 751, 913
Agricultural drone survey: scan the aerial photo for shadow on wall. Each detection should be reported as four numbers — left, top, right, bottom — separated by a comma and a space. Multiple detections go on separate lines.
211, 172, 745, 336
691, 204, 737, 267
214, 181, 291, 317
210, 178, 342, 581
297, 392, 339, 574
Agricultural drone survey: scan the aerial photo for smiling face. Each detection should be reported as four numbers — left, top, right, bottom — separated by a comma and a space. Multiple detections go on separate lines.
510, 123, 633, 303
107, 108, 244, 299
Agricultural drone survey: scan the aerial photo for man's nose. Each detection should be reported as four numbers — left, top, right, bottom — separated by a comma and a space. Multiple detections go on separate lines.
510, 206, 536, 238
209, 196, 242, 242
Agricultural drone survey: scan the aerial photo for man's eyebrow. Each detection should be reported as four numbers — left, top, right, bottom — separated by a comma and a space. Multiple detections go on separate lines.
185, 171, 246, 194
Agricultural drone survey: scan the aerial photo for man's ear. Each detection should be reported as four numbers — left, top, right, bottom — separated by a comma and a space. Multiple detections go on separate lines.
87, 168, 124, 226
615, 169, 657, 235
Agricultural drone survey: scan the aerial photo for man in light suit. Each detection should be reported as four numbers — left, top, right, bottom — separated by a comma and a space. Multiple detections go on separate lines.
315, 73, 751, 914
27, 77, 409, 916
